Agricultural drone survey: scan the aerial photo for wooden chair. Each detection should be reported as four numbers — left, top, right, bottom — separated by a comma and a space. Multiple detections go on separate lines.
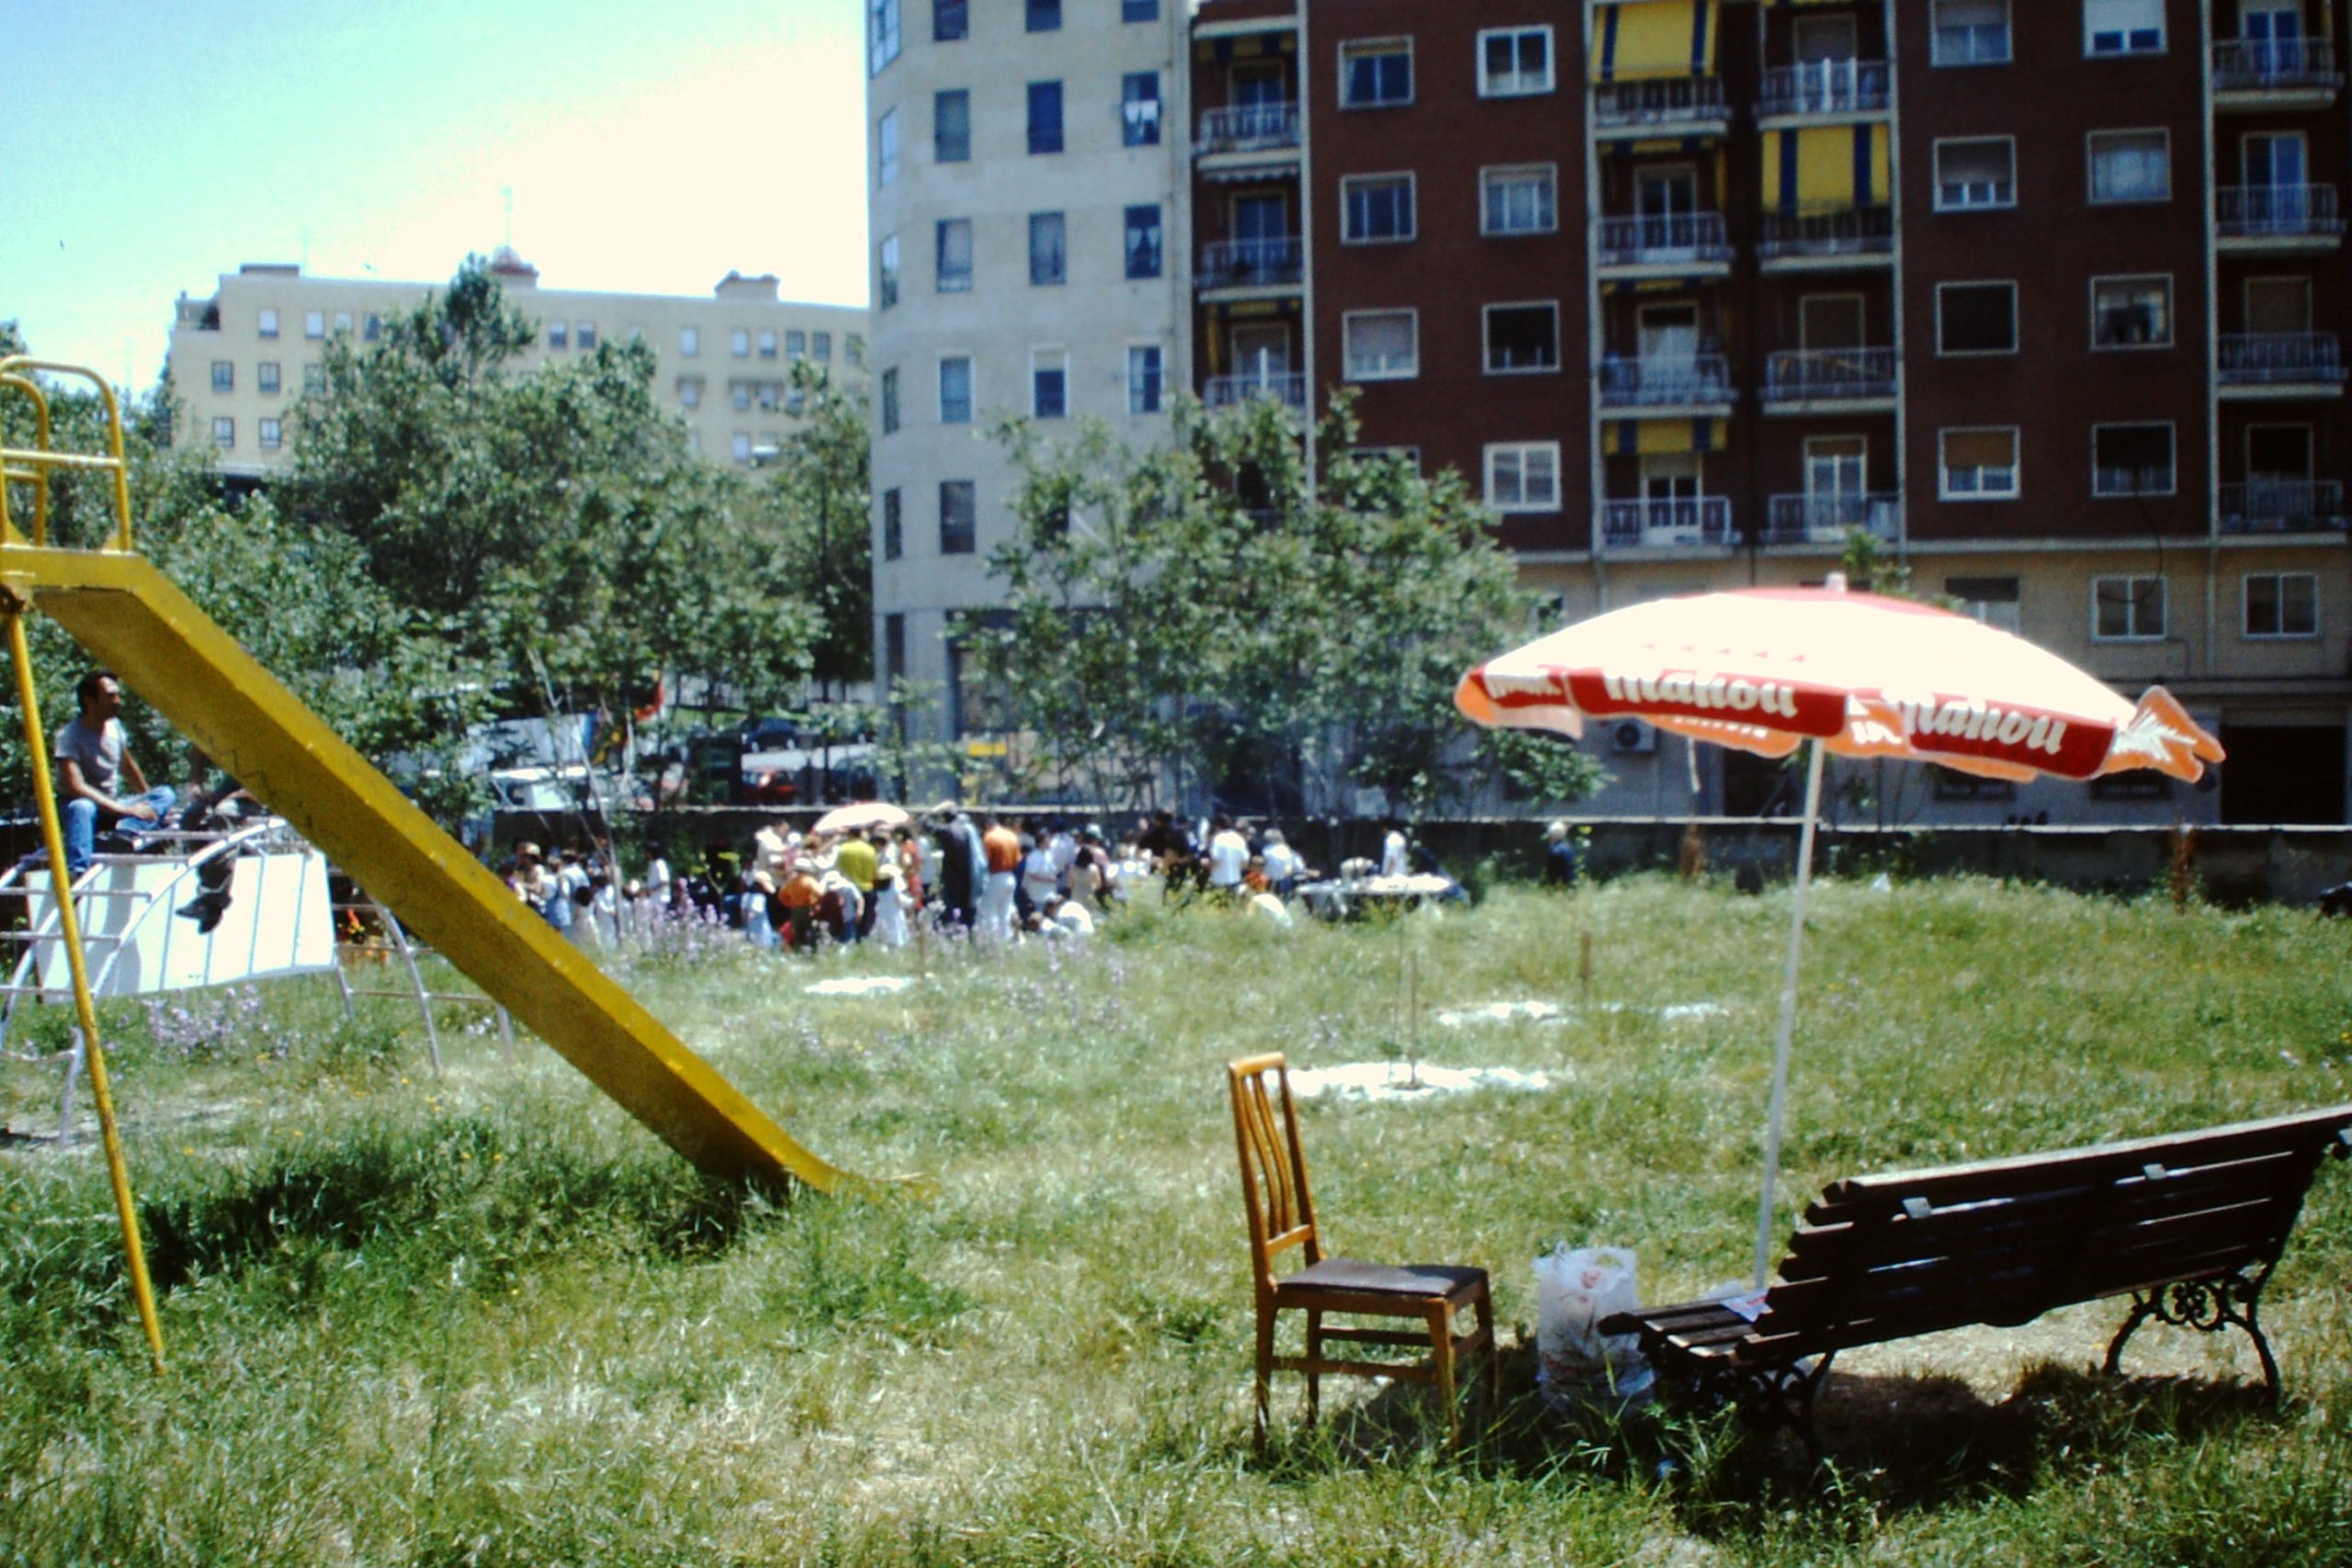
1227, 1052, 1497, 1443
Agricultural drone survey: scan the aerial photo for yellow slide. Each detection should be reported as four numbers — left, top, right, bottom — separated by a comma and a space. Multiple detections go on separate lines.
6, 544, 872, 1192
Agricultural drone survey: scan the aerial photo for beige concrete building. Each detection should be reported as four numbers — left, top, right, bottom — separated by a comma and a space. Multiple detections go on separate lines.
167, 249, 867, 480
865, 0, 1193, 739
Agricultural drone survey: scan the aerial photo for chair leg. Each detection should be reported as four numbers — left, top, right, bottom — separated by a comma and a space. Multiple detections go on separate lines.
1476, 1289, 1499, 1416
1253, 1306, 1275, 1448
1305, 1309, 1323, 1426
1429, 1303, 1458, 1442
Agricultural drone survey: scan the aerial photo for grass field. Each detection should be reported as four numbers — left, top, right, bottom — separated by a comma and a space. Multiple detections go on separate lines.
2, 875, 2348, 1565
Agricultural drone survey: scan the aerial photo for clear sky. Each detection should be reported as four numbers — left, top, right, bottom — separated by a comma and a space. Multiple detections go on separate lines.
1, 0, 871, 393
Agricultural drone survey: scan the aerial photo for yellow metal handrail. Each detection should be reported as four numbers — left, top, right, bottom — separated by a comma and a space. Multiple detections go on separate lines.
0, 356, 134, 552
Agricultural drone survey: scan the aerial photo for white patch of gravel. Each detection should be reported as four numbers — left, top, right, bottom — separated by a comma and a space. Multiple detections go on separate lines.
1286, 1062, 1561, 1101
801, 976, 917, 998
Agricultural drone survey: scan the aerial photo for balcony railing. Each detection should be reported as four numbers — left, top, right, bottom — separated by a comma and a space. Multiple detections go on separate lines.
1196, 237, 1303, 290
1591, 75, 1728, 130
1763, 491, 1900, 544
2216, 184, 2344, 240
1595, 354, 1734, 409
1594, 212, 1732, 268
2218, 332, 2346, 386
1196, 102, 1300, 155
1763, 346, 1897, 402
1758, 205, 1894, 262
2220, 479, 2347, 533
2213, 38, 2342, 93
1601, 496, 1733, 548
1203, 371, 1305, 411
1758, 60, 1891, 118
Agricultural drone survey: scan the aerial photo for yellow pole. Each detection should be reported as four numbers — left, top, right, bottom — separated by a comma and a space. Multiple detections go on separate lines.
4, 599, 166, 1370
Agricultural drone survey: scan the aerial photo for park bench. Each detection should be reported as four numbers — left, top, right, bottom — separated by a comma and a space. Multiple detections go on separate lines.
1600, 1103, 2352, 1453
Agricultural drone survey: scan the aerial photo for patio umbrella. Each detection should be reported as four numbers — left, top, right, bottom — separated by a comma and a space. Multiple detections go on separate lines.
1455, 576, 2223, 1285
811, 800, 911, 836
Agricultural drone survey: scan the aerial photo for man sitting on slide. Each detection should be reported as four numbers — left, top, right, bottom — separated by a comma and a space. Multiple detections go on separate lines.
55, 670, 177, 876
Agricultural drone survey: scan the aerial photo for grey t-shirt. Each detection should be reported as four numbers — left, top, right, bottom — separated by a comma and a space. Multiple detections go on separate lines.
56, 716, 125, 796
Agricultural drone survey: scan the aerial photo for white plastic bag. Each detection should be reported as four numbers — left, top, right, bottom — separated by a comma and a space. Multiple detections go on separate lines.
1533, 1245, 1651, 1411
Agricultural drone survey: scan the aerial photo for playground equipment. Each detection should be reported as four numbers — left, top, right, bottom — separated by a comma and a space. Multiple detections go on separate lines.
3, 355, 883, 1359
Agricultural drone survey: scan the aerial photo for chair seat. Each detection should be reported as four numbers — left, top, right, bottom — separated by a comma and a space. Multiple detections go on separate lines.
1279, 1258, 1487, 1303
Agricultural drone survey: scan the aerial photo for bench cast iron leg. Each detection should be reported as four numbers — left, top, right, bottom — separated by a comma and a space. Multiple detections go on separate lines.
2104, 1266, 2282, 1406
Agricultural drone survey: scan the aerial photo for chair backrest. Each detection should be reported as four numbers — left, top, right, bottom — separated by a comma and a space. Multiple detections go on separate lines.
1229, 1053, 1322, 1292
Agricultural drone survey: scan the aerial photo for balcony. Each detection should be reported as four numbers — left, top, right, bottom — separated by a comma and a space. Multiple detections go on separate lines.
1203, 371, 1305, 411
1196, 237, 1303, 293
1762, 347, 1897, 411
1591, 76, 1728, 137
1758, 206, 1894, 269
1195, 102, 1301, 157
2216, 184, 2344, 249
1595, 354, 1734, 412
1762, 491, 1901, 545
2217, 333, 2346, 396
1757, 60, 1891, 123
2220, 479, 2347, 533
1600, 496, 1733, 549
1594, 212, 1733, 275
2213, 39, 2342, 106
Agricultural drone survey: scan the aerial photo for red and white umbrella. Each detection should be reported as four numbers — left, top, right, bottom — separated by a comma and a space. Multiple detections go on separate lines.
811, 800, 911, 836
1456, 578, 2223, 1282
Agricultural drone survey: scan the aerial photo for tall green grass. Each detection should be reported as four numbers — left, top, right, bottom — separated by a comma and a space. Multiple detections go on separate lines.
0, 876, 2346, 1564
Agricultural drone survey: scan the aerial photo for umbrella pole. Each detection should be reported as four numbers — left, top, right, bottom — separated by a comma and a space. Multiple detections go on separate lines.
1753, 739, 1826, 1291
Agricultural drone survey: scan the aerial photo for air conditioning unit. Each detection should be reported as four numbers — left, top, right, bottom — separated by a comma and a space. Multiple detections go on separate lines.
1609, 717, 1657, 755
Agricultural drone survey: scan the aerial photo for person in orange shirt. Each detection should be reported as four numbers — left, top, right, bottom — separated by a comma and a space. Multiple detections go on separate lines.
775, 860, 822, 952
980, 815, 1022, 942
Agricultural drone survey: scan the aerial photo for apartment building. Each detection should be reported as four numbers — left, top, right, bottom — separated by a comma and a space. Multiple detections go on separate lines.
167, 250, 865, 480
871, 0, 2351, 823
864, 0, 1193, 734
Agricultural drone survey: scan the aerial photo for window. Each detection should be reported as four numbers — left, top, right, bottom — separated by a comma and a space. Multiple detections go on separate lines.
2092, 423, 2175, 495
1123, 72, 1161, 147
882, 490, 903, 561
574, 321, 596, 350
1032, 351, 1068, 419
847, 334, 865, 367
1030, 211, 1067, 286
302, 364, 325, 394
1026, 0, 1059, 31
939, 355, 973, 423
1932, 0, 2010, 64
1934, 139, 2015, 209
1341, 39, 1413, 107
1343, 310, 1418, 380
2088, 130, 2169, 203
752, 330, 772, 359
257, 361, 280, 394
869, 0, 901, 73
1481, 165, 1557, 235
1477, 26, 1554, 96
2093, 576, 2166, 640
547, 320, 569, 350
877, 107, 899, 186
731, 381, 752, 412
933, 0, 966, 42
1484, 302, 1560, 374
1124, 205, 1163, 278
813, 331, 831, 361
1124, 0, 1158, 19
885, 613, 907, 682
2245, 572, 2318, 638
940, 480, 977, 554
259, 417, 281, 450
1028, 81, 1064, 154
934, 89, 970, 163
1936, 281, 2018, 355
786, 329, 807, 358
257, 308, 279, 339
730, 329, 751, 359
1127, 344, 1164, 413
732, 433, 753, 464
1946, 575, 2021, 632
2085, 0, 2163, 55
880, 368, 900, 434
211, 417, 234, 449
1341, 174, 1415, 243
1939, 427, 2019, 498
209, 360, 233, 393
936, 219, 972, 292
304, 311, 325, 340
680, 325, 700, 356
678, 377, 703, 410
2091, 276, 2172, 347
363, 313, 381, 343
1484, 442, 1561, 513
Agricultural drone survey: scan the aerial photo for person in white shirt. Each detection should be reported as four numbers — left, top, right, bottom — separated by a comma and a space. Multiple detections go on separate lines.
1380, 825, 1410, 878
1205, 816, 1250, 896
1021, 833, 1061, 915
1260, 829, 1305, 897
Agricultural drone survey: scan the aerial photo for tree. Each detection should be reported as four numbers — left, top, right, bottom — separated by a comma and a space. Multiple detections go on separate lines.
753, 359, 872, 695
970, 392, 1604, 815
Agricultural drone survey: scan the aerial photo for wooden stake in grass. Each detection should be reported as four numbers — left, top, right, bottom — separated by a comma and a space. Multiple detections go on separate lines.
2170, 826, 2197, 912
1578, 930, 1593, 997
1679, 823, 1705, 881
